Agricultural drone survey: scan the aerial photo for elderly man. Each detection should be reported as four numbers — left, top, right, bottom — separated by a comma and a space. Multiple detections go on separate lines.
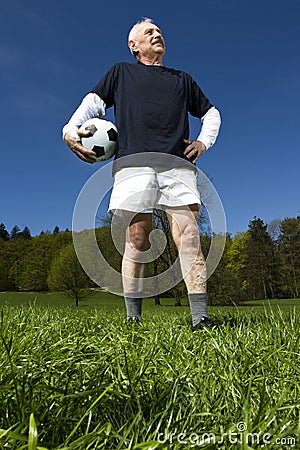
63, 18, 221, 330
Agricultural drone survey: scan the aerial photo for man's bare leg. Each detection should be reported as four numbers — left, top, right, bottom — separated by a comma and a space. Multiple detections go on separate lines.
122, 212, 152, 321
166, 204, 215, 328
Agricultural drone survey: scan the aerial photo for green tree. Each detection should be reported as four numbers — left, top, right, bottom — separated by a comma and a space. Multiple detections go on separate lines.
277, 216, 300, 298
3, 234, 32, 290
48, 243, 94, 306
0, 223, 10, 241
244, 217, 277, 299
95, 226, 122, 274
226, 231, 250, 301
207, 233, 242, 305
0, 258, 9, 290
53, 226, 60, 235
267, 218, 282, 242
18, 234, 54, 291
10, 225, 21, 240
18, 230, 73, 291
20, 226, 32, 240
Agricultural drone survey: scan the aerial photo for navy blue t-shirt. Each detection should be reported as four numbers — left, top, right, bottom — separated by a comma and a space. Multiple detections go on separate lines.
91, 62, 213, 168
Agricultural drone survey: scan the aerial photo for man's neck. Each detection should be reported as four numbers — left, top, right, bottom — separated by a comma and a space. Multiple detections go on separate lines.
138, 55, 164, 66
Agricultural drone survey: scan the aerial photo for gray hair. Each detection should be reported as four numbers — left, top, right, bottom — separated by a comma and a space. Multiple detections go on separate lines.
128, 17, 155, 58
128, 17, 155, 42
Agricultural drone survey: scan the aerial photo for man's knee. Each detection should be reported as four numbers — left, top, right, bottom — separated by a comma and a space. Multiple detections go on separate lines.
128, 224, 150, 252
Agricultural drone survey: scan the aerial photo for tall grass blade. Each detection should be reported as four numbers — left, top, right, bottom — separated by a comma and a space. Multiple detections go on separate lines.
28, 413, 38, 450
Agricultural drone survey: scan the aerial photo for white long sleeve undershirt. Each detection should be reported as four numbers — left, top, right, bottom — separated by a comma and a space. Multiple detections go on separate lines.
62, 93, 221, 150
197, 106, 221, 149
62, 93, 106, 138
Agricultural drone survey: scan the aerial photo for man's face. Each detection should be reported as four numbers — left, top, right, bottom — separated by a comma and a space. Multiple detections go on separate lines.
129, 22, 166, 59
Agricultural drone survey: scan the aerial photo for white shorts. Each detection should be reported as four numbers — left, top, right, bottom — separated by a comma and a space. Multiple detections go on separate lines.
108, 166, 200, 214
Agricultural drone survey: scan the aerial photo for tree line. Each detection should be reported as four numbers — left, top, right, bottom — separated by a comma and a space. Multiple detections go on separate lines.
0, 215, 299, 305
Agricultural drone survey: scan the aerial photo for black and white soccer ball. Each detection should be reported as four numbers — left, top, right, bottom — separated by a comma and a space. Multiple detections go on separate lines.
80, 118, 118, 162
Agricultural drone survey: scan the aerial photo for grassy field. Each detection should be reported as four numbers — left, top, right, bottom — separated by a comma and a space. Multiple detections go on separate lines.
0, 293, 299, 449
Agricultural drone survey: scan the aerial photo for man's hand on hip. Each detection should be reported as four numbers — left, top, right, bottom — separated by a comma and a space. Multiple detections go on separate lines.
183, 139, 206, 164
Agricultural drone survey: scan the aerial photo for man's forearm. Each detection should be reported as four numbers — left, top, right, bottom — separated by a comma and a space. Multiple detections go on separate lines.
197, 106, 221, 150
62, 93, 106, 138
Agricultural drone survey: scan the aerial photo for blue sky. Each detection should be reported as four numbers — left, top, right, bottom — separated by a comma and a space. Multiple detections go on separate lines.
0, 0, 299, 236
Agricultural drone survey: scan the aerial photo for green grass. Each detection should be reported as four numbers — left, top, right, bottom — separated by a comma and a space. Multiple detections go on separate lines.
0, 291, 125, 309
0, 291, 299, 312
0, 294, 299, 449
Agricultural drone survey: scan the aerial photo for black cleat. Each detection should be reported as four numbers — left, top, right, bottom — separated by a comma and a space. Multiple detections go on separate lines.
192, 316, 217, 331
127, 316, 142, 325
